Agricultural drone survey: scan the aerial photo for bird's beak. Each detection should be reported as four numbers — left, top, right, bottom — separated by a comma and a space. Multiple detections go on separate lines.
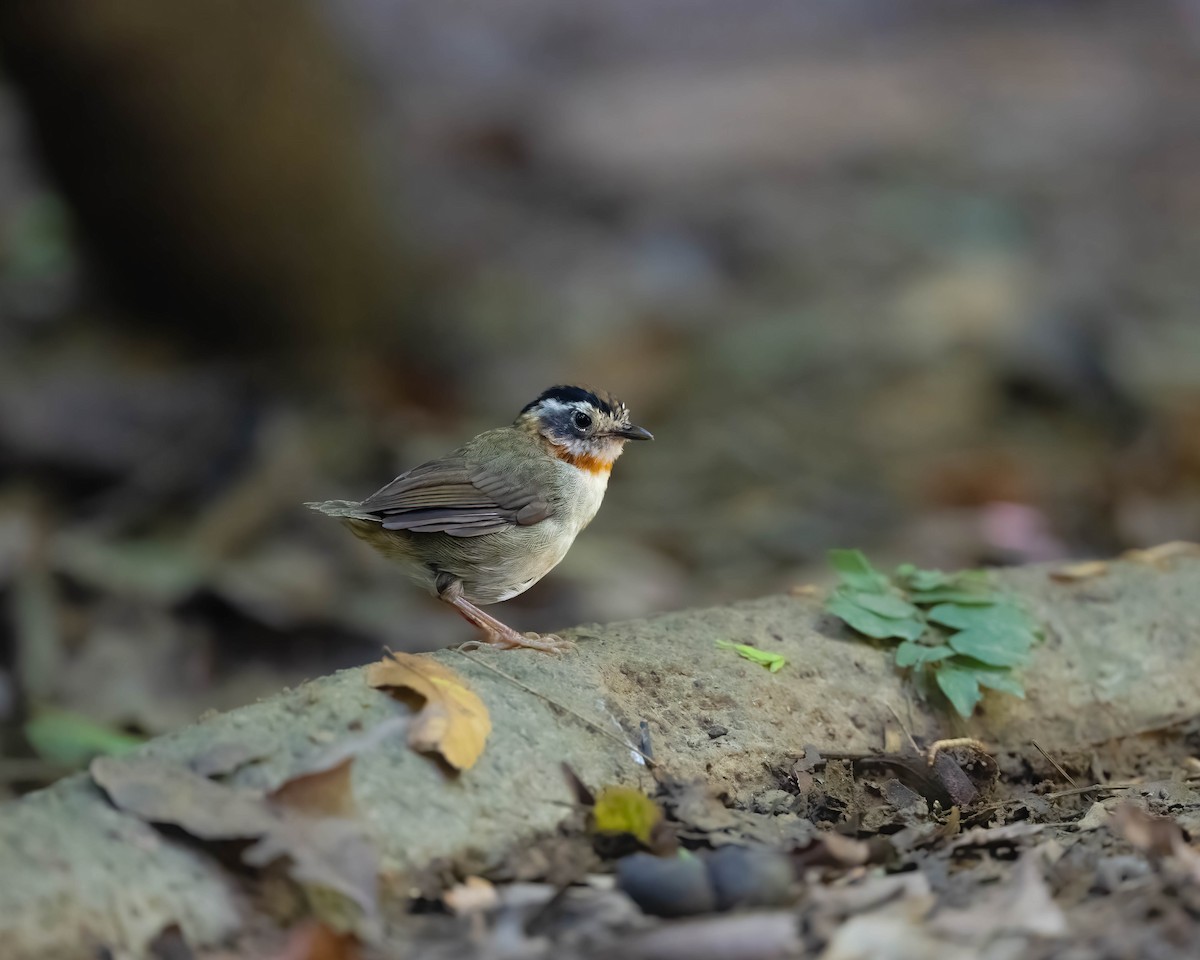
613, 424, 653, 441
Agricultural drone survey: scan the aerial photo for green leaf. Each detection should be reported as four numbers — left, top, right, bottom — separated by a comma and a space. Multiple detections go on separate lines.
972, 667, 1026, 699
25, 708, 144, 768
948, 626, 1031, 666
828, 549, 890, 593
826, 591, 926, 641
895, 642, 955, 668
715, 639, 786, 673
894, 564, 955, 592
847, 591, 919, 619
935, 664, 983, 717
926, 602, 1033, 633
907, 588, 998, 606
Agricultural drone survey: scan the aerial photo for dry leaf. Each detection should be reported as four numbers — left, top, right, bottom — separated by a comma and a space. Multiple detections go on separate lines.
367, 652, 491, 770
931, 850, 1067, 940
269, 717, 408, 819
92, 751, 379, 917
1110, 802, 1179, 855
271, 758, 356, 819
1049, 560, 1109, 582
271, 922, 360, 960
1110, 803, 1200, 882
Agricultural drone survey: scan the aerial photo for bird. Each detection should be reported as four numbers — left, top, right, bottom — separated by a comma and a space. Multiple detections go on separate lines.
306, 385, 652, 653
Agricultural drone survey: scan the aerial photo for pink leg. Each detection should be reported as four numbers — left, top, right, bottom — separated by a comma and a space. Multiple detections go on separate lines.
437, 577, 574, 654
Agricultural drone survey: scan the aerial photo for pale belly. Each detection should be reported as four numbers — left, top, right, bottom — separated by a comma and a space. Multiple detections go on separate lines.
420, 521, 580, 605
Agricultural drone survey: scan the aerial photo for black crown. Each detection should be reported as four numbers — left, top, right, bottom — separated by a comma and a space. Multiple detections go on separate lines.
521, 385, 619, 418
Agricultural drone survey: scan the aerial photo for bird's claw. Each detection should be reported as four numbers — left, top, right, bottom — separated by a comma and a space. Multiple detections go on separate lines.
520, 632, 576, 654
476, 630, 575, 654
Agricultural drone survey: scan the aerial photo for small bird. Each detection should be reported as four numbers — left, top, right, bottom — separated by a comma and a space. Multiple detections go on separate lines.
307, 385, 652, 653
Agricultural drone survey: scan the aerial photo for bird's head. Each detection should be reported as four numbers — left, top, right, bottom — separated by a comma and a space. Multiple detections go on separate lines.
515, 385, 652, 473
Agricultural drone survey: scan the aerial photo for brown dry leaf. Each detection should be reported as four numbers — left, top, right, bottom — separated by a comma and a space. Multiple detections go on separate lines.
270, 922, 360, 960
92, 752, 378, 917
267, 716, 406, 819
367, 652, 491, 770
1121, 540, 1200, 569
270, 758, 356, 819
1110, 802, 1180, 855
1049, 559, 1109, 582
1110, 802, 1200, 883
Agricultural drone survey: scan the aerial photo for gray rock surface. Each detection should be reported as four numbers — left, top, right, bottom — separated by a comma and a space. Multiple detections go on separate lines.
2, 555, 1198, 958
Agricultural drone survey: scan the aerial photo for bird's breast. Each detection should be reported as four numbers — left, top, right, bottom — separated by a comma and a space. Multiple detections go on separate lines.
561, 462, 610, 533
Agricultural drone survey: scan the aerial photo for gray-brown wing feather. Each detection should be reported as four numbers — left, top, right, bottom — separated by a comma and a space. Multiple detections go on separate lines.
357, 455, 552, 537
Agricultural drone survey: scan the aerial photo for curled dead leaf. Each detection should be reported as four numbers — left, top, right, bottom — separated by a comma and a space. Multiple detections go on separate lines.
367, 652, 491, 770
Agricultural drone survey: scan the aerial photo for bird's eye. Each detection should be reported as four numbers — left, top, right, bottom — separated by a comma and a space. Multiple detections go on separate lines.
572, 410, 593, 431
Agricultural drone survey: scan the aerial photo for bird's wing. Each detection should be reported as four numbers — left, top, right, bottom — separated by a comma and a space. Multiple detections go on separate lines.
357, 455, 553, 537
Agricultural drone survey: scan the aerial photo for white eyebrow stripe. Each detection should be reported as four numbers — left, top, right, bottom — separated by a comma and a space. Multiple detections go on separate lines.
537, 398, 572, 415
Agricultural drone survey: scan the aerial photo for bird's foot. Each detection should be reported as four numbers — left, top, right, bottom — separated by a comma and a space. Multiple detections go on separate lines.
442, 588, 575, 654
482, 628, 575, 654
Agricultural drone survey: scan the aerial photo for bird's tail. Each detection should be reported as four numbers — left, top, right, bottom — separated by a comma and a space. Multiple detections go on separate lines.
304, 499, 376, 521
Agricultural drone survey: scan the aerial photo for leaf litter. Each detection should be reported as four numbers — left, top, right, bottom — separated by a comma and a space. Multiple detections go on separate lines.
388, 712, 1200, 960
90, 718, 408, 925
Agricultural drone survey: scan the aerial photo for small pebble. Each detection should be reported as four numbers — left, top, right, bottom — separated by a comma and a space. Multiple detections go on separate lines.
706, 845, 794, 910
617, 852, 715, 917
707, 725, 728, 739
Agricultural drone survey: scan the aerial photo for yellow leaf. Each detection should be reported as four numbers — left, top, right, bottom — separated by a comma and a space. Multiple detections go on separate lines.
367, 653, 491, 770
593, 785, 661, 845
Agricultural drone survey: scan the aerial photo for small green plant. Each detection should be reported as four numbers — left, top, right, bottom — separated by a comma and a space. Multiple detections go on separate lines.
824, 550, 1037, 717
716, 639, 787, 673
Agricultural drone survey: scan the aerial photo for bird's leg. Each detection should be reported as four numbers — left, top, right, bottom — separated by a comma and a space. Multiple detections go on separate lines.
435, 575, 574, 654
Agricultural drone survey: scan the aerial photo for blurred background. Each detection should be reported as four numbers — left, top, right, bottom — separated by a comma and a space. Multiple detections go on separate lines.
1, 0, 1199, 787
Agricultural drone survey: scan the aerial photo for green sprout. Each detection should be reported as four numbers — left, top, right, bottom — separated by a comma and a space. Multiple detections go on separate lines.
716, 639, 787, 673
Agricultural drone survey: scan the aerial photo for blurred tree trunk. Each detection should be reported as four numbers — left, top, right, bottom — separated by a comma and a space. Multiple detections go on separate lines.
0, 0, 426, 370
